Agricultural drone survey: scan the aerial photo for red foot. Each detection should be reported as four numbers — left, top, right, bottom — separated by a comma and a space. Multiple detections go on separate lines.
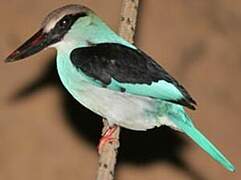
97, 126, 117, 153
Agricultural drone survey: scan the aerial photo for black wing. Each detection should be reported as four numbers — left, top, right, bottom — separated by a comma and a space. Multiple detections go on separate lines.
70, 43, 197, 110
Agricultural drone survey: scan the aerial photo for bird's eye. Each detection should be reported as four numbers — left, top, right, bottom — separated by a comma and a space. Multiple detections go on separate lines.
55, 13, 87, 31
60, 20, 67, 26
59, 16, 71, 28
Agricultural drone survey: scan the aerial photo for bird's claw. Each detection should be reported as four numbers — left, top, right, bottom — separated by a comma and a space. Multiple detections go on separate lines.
97, 126, 117, 153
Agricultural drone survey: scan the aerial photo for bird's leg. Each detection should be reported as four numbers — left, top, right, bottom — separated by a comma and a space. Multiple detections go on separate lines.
98, 124, 118, 153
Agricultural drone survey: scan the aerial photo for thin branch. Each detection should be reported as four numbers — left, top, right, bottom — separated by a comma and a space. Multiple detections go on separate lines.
96, 0, 140, 180
119, 0, 140, 43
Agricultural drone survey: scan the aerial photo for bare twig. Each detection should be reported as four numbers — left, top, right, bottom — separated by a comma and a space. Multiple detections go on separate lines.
119, 0, 140, 43
96, 0, 140, 180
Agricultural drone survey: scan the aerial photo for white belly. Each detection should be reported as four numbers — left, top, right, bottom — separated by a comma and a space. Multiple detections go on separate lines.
71, 83, 164, 130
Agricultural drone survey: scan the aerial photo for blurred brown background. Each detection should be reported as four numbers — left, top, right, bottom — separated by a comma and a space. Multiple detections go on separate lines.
0, 0, 240, 179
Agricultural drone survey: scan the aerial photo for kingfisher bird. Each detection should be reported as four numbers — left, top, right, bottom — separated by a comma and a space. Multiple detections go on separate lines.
5, 4, 235, 171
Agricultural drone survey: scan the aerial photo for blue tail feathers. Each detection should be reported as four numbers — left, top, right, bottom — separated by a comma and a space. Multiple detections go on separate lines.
169, 112, 235, 172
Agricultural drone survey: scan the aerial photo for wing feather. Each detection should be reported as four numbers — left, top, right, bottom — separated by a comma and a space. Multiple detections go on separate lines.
70, 43, 196, 109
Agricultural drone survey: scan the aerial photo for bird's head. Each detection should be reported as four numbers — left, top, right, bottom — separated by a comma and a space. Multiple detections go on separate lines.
6, 4, 97, 62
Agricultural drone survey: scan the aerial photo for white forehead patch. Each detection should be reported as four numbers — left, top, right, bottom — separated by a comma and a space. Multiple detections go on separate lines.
41, 4, 90, 32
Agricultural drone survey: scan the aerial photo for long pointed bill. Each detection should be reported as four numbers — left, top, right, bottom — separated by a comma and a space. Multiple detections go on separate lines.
5, 29, 49, 62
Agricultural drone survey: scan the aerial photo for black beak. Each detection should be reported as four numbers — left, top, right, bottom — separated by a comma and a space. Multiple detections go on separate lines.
5, 29, 49, 62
